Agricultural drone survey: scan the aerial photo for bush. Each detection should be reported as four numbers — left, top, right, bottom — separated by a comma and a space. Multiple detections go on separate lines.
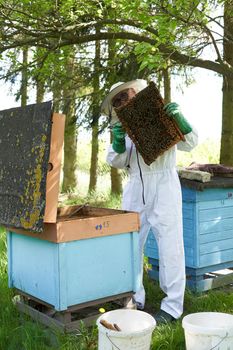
177, 138, 220, 167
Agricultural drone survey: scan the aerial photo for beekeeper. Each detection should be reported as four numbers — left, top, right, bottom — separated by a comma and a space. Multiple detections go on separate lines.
101, 79, 198, 324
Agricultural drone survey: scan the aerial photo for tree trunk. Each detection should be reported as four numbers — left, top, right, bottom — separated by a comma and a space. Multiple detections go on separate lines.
89, 124, 99, 192
52, 84, 62, 113
108, 37, 123, 194
36, 75, 45, 103
110, 167, 122, 195
220, 0, 233, 165
89, 30, 100, 192
21, 47, 28, 107
62, 112, 77, 192
163, 67, 171, 104
62, 51, 77, 192
109, 131, 123, 194
62, 98, 77, 192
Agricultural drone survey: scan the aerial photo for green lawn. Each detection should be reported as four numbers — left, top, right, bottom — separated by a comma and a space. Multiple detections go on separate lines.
0, 139, 230, 349
1, 203, 233, 350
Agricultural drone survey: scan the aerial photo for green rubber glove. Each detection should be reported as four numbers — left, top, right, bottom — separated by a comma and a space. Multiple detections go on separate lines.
164, 102, 192, 135
112, 122, 126, 153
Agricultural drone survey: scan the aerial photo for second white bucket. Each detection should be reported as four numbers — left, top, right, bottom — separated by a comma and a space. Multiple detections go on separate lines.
96, 309, 156, 350
182, 312, 233, 350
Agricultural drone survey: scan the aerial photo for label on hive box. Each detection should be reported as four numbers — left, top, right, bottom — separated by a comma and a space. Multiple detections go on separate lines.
95, 220, 110, 231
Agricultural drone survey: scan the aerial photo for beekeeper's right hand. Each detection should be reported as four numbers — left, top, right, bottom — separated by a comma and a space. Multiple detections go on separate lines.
112, 122, 126, 153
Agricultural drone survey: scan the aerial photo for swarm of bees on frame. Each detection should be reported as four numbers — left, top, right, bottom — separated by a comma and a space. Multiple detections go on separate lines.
115, 81, 184, 166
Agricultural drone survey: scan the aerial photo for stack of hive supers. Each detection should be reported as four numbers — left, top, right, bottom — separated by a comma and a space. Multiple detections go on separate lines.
115, 81, 185, 165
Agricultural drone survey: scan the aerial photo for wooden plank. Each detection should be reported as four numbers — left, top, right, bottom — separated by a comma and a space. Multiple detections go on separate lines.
66, 292, 132, 312
10, 210, 139, 243
186, 272, 233, 293
199, 199, 233, 210
199, 206, 233, 222
200, 218, 233, 235
57, 205, 126, 218
44, 113, 65, 223
16, 289, 132, 313
15, 288, 54, 309
56, 212, 140, 242
15, 292, 132, 333
183, 237, 194, 248
200, 238, 233, 255
183, 204, 195, 220
65, 315, 99, 332
200, 250, 233, 267
54, 312, 72, 324
200, 229, 233, 243
180, 177, 233, 191
181, 187, 197, 201
11, 224, 59, 242
197, 187, 233, 200
186, 261, 233, 276
15, 298, 65, 332
150, 262, 233, 293
15, 297, 98, 333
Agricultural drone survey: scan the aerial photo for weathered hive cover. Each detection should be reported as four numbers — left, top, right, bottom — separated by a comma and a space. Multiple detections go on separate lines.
0, 101, 53, 233
115, 81, 185, 165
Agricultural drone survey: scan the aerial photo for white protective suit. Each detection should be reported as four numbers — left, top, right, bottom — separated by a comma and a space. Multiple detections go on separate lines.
107, 130, 198, 319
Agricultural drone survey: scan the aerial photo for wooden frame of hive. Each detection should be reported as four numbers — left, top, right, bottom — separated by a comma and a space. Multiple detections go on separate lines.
115, 81, 185, 165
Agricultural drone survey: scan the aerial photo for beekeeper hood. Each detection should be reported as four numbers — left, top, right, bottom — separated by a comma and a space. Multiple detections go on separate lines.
101, 79, 147, 124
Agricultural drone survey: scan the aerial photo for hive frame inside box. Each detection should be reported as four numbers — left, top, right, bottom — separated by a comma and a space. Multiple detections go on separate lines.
145, 178, 233, 292
7, 113, 140, 323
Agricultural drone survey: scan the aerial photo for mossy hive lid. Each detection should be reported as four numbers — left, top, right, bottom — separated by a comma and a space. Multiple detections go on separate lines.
0, 101, 53, 233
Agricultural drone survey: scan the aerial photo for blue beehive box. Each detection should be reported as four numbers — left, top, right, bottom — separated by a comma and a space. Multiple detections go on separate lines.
4, 111, 140, 311
145, 177, 233, 291
7, 206, 140, 311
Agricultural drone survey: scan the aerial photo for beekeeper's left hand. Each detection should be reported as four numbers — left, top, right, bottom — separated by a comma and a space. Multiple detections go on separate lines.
164, 102, 192, 135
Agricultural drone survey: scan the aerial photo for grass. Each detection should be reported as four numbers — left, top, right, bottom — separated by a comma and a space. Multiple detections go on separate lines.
1, 197, 233, 350
1, 229, 233, 350
1, 138, 231, 349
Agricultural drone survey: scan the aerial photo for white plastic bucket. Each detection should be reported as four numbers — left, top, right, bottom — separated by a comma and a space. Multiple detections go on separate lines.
182, 312, 233, 350
96, 309, 156, 350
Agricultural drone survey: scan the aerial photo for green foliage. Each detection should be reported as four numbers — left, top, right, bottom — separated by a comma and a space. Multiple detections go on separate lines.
151, 323, 185, 349
129, 0, 221, 72
77, 138, 111, 175
177, 138, 220, 167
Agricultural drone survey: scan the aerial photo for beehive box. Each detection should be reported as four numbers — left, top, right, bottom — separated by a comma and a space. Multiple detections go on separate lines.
3, 104, 140, 311
145, 177, 233, 292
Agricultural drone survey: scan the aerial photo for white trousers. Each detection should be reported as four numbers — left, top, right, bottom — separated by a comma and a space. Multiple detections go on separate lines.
133, 184, 185, 319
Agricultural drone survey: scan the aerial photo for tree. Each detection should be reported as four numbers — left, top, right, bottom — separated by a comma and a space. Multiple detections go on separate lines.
62, 48, 78, 193
20, 47, 28, 106
89, 29, 101, 193
0, 0, 233, 164
220, 0, 233, 164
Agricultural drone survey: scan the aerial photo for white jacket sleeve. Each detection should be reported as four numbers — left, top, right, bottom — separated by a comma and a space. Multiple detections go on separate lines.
177, 126, 198, 152
106, 144, 129, 169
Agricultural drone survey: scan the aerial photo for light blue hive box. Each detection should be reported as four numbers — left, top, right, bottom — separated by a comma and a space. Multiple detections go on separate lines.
145, 177, 233, 292
6, 113, 140, 312
7, 205, 140, 311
